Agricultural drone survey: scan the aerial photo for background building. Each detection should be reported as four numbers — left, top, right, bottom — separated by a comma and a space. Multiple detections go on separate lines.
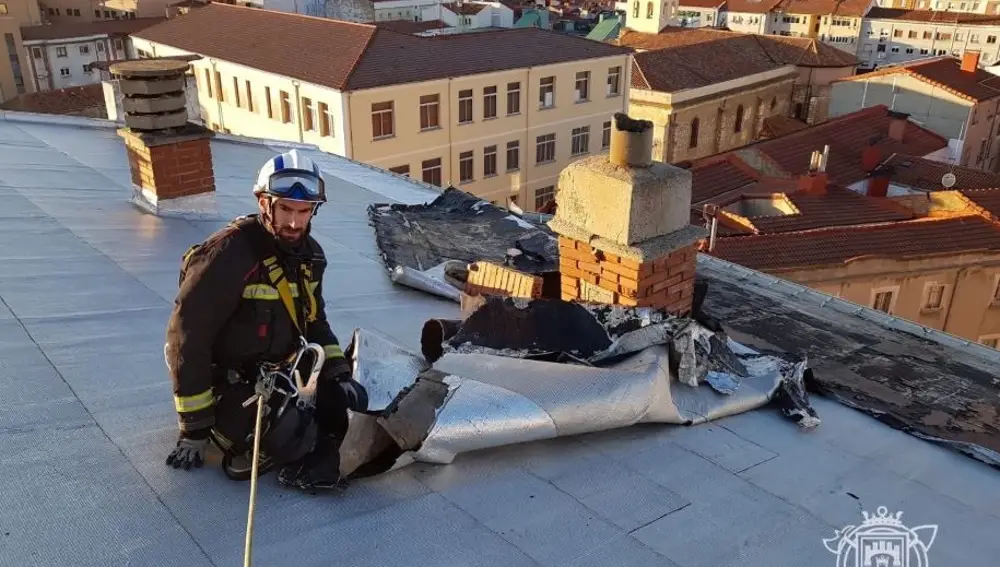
720, 0, 781, 34
130, 3, 632, 210
676, 0, 724, 27
768, 0, 871, 54
830, 52, 1000, 171
875, 0, 1000, 15
0, 0, 41, 102
421, 1, 515, 28
860, 7, 1000, 69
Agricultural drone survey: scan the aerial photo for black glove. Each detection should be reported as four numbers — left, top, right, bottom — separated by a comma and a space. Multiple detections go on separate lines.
339, 379, 369, 412
166, 428, 211, 470
320, 356, 352, 383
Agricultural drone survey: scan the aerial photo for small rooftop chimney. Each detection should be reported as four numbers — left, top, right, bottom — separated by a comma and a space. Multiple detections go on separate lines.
112, 59, 217, 218
797, 147, 829, 196
887, 110, 909, 143
861, 141, 883, 173
866, 165, 893, 198
961, 50, 981, 73
547, 112, 708, 316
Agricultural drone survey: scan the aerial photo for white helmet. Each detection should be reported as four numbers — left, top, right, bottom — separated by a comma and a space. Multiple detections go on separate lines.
252, 149, 326, 203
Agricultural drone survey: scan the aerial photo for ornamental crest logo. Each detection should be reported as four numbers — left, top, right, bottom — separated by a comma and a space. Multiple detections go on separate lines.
822, 506, 938, 567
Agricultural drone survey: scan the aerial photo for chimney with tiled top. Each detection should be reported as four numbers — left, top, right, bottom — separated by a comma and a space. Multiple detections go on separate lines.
547, 113, 708, 316
962, 50, 981, 73
887, 110, 909, 143
112, 59, 217, 218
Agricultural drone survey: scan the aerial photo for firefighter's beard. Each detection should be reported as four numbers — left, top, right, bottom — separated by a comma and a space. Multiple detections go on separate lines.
274, 221, 305, 244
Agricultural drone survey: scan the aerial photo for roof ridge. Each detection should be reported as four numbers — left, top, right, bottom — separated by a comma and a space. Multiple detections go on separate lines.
209, 2, 378, 29
724, 213, 990, 241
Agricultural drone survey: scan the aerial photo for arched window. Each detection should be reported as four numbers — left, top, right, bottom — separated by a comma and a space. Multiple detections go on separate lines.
770, 96, 777, 111
633, 1, 639, 18
689, 118, 699, 149
735, 105, 744, 133
647, 1, 654, 18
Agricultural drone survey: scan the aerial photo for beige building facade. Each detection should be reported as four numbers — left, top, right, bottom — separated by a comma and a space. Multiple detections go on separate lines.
861, 8, 1000, 69
131, 7, 631, 211
777, 251, 1000, 346
0, 0, 41, 101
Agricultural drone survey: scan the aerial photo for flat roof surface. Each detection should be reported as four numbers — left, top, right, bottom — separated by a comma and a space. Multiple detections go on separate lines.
1, 112, 999, 567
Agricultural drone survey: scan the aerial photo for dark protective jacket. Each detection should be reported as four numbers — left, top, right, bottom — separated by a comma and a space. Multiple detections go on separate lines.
164, 214, 350, 434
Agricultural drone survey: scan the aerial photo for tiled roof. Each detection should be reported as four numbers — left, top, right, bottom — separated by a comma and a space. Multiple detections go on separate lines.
625, 32, 793, 91
866, 6, 1000, 24
743, 105, 948, 186
883, 154, 1000, 191
690, 158, 760, 203
725, 0, 784, 13
774, 0, 871, 16
710, 216, 1000, 270
736, 184, 916, 233
19, 18, 166, 41
133, 4, 630, 91
443, 2, 489, 15
963, 188, 1000, 218
0, 84, 107, 118
677, 0, 726, 7
761, 115, 808, 138
621, 27, 857, 68
836, 56, 1000, 103
371, 19, 451, 34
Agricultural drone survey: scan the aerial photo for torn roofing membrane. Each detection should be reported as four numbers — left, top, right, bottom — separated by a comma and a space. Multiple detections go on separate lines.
2, 113, 1000, 567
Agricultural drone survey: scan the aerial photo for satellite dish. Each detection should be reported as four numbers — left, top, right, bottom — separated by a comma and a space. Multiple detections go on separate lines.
941, 172, 957, 188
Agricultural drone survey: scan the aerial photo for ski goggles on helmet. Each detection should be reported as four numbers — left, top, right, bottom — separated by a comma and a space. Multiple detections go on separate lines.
265, 170, 326, 202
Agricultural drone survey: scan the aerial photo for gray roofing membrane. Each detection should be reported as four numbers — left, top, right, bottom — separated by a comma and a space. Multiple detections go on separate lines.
1, 111, 999, 567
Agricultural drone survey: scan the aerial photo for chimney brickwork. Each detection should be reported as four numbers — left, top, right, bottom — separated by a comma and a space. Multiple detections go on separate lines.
962, 50, 981, 72
548, 113, 708, 317
112, 59, 217, 218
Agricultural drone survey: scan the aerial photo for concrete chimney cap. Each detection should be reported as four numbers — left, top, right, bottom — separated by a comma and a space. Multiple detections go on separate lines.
110, 59, 190, 78
613, 112, 653, 133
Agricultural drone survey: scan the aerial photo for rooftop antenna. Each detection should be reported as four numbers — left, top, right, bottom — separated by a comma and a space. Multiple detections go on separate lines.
820, 144, 829, 172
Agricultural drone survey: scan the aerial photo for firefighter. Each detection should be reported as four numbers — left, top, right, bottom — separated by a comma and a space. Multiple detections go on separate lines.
163, 149, 368, 491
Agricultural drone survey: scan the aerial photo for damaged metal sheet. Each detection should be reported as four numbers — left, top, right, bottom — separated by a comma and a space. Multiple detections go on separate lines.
338, 296, 818, 476
367, 187, 558, 300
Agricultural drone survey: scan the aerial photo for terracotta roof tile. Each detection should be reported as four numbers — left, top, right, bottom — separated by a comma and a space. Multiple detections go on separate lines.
20, 18, 166, 41
962, 188, 1000, 218
866, 7, 1000, 24
725, 0, 784, 13
690, 159, 759, 203
134, 4, 630, 91
710, 216, 1000, 270
837, 56, 1000, 102
677, 0, 726, 7
883, 155, 1000, 191
443, 2, 489, 15
620, 27, 857, 68
371, 19, 451, 34
775, 0, 871, 16
739, 184, 916, 233
744, 105, 948, 186
0, 84, 107, 117
761, 115, 808, 138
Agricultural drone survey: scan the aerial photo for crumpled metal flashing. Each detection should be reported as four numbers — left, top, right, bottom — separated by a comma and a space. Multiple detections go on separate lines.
337, 297, 819, 479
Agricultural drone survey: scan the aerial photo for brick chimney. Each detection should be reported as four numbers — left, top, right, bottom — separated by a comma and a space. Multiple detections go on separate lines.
962, 50, 981, 73
797, 147, 829, 196
887, 110, 909, 143
866, 165, 893, 198
861, 142, 883, 173
112, 59, 217, 218
547, 113, 708, 316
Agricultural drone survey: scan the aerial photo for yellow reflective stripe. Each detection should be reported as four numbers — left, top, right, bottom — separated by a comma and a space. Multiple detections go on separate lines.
174, 389, 214, 413
324, 344, 345, 359
243, 283, 314, 300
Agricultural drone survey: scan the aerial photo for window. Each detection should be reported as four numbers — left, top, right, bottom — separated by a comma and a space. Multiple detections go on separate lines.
735, 105, 744, 133
602, 121, 611, 149
280, 91, 291, 123
908, 30, 917, 39
872, 290, 894, 313
982, 337, 999, 349
536, 133, 556, 164
114, 39, 123, 51
484, 145, 497, 177
924, 283, 946, 310
79, 45, 89, 55
893, 29, 902, 38
458, 89, 473, 124
770, 97, 777, 111
459, 150, 474, 182
646, 1, 653, 18
419, 94, 440, 130
575, 71, 589, 102
318, 102, 333, 136
265, 86, 273, 118
82, 64, 91, 74
245, 80, 254, 113
302, 97, 315, 131
233, 77, 241, 108
214, 71, 224, 103
60, 67, 70, 77
535, 185, 555, 210
607, 66, 621, 96
422, 157, 442, 187
372, 101, 394, 138
56, 47, 67, 57
689, 117, 699, 149
483, 86, 497, 119
993, 277, 1000, 303
539, 77, 555, 108
390, 165, 410, 176
506, 140, 520, 171
507, 82, 520, 115
571, 126, 590, 155
0, 4, 7, 15
203, 70, 213, 98
633, 1, 639, 18
32, 47, 41, 58
989, 35, 998, 44
97, 43, 104, 53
